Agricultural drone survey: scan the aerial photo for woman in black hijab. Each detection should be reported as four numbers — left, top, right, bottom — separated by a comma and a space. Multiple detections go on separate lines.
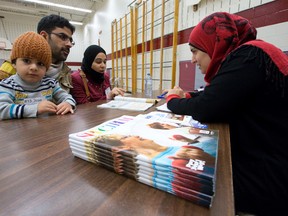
71, 45, 125, 104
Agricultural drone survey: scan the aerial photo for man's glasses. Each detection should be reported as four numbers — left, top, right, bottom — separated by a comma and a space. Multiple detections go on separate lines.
50, 32, 75, 46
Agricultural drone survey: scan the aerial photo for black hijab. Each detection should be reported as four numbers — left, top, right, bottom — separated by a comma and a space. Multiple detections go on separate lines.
81, 45, 106, 84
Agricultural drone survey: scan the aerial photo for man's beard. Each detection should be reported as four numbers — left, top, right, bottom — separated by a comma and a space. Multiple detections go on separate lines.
52, 48, 68, 63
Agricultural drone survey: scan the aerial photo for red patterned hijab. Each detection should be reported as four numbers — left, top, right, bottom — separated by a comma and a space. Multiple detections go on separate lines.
188, 12, 288, 84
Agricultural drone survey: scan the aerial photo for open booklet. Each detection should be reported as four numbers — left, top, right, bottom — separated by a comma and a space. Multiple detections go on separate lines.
69, 111, 219, 207
97, 96, 159, 111
156, 102, 172, 112
156, 104, 208, 129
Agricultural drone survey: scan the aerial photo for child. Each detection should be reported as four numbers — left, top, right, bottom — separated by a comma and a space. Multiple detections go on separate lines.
0, 31, 76, 120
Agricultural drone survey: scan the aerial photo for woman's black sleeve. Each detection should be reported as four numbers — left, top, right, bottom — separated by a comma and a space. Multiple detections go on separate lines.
167, 47, 265, 122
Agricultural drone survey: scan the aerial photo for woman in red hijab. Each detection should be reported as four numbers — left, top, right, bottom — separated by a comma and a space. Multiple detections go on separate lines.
166, 12, 288, 215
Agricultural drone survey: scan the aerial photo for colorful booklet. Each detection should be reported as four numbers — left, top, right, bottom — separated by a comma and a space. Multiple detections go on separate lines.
152, 108, 208, 129
69, 113, 219, 207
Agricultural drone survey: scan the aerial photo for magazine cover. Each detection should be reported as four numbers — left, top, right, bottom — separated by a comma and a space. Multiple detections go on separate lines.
69, 114, 219, 207
70, 139, 215, 197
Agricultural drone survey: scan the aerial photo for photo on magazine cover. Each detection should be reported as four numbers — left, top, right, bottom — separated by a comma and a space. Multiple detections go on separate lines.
69, 114, 219, 207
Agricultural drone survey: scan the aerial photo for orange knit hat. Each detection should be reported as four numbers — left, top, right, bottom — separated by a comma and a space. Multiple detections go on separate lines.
10, 31, 52, 70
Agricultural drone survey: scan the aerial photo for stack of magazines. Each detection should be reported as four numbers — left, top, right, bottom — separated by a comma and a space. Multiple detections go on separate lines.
68, 111, 219, 208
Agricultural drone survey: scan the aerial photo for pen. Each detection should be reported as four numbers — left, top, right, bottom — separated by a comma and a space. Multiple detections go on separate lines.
157, 92, 168, 99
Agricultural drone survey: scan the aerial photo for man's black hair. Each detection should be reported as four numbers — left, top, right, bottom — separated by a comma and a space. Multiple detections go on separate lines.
37, 14, 75, 34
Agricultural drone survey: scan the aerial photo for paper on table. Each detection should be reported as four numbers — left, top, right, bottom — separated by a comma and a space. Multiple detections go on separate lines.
98, 100, 154, 111
97, 96, 158, 111
156, 103, 171, 112
156, 103, 208, 129
114, 96, 159, 104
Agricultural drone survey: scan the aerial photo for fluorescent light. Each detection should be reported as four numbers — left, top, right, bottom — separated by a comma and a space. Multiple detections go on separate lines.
23, 0, 92, 13
70, 21, 83, 26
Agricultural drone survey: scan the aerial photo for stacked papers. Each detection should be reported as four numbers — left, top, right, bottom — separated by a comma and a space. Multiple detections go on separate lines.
69, 111, 219, 208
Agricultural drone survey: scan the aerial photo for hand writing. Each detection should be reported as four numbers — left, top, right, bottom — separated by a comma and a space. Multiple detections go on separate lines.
167, 86, 185, 98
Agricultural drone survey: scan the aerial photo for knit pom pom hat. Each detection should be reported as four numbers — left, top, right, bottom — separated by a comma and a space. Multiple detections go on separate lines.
10, 31, 52, 70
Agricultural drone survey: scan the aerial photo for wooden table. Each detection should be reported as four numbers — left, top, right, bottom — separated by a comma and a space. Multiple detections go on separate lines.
0, 101, 234, 216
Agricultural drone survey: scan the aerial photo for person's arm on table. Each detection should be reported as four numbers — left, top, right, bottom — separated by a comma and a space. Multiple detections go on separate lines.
166, 47, 263, 123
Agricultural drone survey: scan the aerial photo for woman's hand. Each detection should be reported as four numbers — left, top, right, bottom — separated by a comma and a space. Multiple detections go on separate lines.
166, 86, 185, 98
107, 87, 126, 99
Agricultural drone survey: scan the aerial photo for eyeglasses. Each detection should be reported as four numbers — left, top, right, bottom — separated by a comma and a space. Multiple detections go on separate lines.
50, 32, 75, 46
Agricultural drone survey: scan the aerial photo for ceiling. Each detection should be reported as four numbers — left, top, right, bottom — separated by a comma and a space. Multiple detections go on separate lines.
0, 0, 106, 24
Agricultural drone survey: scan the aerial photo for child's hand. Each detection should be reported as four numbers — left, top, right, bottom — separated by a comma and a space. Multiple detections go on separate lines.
56, 102, 74, 115
37, 100, 57, 115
